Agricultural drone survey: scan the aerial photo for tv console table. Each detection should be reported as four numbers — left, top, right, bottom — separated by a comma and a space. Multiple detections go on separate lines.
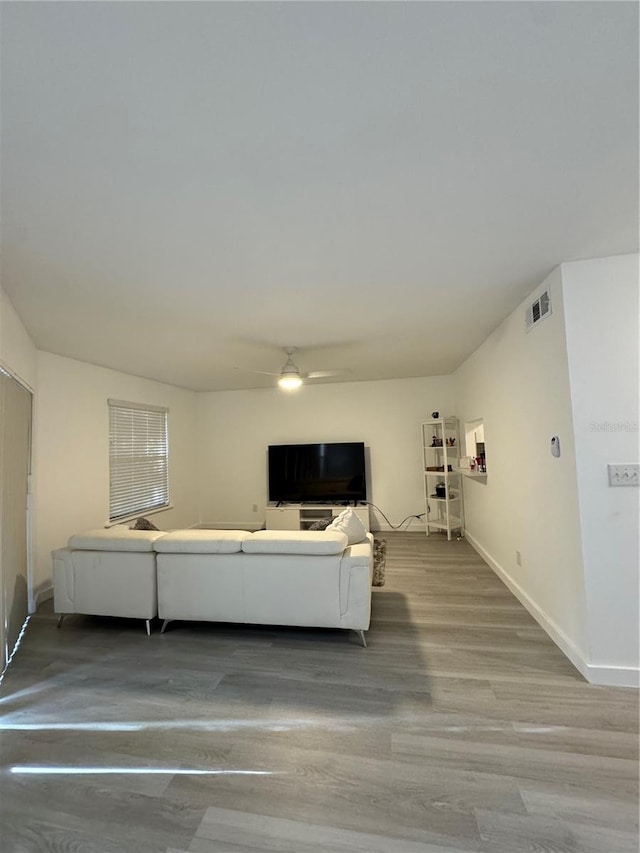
265, 503, 370, 532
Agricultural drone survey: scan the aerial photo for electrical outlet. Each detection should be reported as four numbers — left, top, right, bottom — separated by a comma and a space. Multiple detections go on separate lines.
252, 504, 258, 513
608, 464, 640, 487
516, 550, 522, 567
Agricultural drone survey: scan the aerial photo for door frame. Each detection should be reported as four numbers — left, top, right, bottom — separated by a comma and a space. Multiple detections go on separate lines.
0, 360, 35, 627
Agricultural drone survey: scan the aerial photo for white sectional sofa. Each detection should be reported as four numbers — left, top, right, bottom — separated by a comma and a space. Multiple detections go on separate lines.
52, 525, 374, 646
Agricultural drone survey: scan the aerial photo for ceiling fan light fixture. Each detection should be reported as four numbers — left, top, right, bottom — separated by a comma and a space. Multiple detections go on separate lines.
278, 373, 303, 391
277, 347, 303, 390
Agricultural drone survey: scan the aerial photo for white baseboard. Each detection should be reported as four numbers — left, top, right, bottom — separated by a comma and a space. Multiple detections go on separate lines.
33, 585, 53, 609
464, 532, 639, 689
580, 663, 640, 689
373, 520, 426, 533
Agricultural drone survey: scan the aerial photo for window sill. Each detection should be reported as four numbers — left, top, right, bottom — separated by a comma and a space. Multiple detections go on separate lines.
105, 505, 173, 528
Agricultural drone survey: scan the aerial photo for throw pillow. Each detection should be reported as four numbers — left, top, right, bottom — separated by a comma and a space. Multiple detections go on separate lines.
309, 517, 333, 531
327, 506, 367, 545
372, 538, 387, 586
131, 517, 159, 531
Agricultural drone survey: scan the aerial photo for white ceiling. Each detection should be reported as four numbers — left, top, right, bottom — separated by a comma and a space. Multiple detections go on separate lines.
1, 2, 638, 391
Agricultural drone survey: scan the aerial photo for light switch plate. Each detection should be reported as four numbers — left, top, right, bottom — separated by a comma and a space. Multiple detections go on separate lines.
608, 464, 640, 486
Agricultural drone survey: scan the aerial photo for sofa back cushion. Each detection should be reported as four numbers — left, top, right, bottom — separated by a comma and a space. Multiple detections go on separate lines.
153, 529, 251, 554
68, 527, 166, 552
243, 530, 348, 556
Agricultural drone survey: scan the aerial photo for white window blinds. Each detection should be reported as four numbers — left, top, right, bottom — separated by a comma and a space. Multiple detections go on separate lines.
108, 400, 169, 522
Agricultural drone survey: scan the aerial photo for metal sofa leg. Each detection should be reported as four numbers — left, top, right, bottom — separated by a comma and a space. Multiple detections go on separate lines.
145, 619, 151, 636
57, 614, 65, 629
160, 619, 171, 635
356, 629, 367, 648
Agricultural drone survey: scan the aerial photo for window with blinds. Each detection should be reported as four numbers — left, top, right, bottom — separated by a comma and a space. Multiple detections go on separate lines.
108, 400, 169, 522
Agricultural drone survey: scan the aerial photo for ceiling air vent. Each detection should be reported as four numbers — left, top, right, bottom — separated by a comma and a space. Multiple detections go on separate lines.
525, 290, 552, 331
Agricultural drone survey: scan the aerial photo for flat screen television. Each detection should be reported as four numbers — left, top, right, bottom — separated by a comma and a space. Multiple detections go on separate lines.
268, 442, 366, 504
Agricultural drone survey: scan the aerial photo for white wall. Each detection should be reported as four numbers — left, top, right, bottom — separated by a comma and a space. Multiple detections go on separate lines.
0, 286, 37, 390
33, 352, 199, 598
562, 254, 639, 684
455, 268, 589, 673
196, 376, 455, 531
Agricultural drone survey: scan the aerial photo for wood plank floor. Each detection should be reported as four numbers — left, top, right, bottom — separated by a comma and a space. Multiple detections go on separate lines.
0, 532, 637, 852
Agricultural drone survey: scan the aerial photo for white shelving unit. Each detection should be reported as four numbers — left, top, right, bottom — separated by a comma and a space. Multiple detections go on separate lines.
421, 417, 464, 540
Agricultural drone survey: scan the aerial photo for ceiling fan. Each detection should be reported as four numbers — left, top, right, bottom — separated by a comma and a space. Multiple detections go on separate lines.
246, 347, 350, 390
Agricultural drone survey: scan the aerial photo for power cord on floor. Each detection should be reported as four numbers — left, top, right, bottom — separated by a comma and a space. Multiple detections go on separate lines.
362, 501, 425, 531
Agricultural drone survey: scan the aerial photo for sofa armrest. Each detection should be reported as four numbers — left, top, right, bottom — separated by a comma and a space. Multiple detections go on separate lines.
339, 536, 373, 629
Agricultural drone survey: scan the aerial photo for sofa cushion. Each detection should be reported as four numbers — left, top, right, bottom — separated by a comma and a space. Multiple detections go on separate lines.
68, 527, 166, 552
153, 529, 251, 554
327, 506, 368, 544
243, 530, 348, 556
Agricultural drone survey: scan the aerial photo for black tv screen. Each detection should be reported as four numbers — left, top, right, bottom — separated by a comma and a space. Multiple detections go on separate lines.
268, 442, 366, 504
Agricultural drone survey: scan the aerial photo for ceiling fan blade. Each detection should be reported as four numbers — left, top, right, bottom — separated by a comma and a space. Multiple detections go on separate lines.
233, 367, 281, 377
304, 368, 352, 379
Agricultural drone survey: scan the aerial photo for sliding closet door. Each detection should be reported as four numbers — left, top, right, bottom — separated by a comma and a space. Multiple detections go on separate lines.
0, 370, 32, 671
